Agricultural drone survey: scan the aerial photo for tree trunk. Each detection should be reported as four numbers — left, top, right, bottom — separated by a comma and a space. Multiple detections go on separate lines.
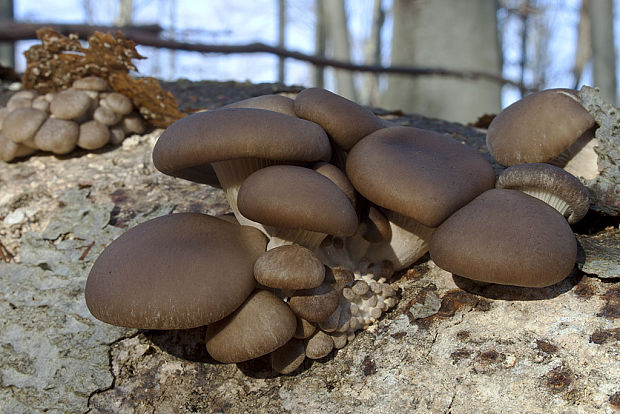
360, 0, 384, 106
0, 0, 14, 68
382, 0, 502, 123
277, 0, 286, 83
313, 0, 326, 88
322, 0, 357, 100
115, 0, 133, 26
588, 0, 616, 104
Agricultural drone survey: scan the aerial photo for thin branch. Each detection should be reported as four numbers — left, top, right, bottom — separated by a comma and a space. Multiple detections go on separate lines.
0, 22, 531, 93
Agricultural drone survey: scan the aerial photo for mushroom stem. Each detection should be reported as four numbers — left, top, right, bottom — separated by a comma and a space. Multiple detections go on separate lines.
548, 128, 599, 180
211, 157, 274, 232
362, 210, 435, 271
266, 228, 327, 251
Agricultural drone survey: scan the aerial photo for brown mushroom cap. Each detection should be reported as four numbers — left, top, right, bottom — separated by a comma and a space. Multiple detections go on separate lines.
496, 163, 590, 224
271, 338, 306, 374
223, 94, 297, 117
93, 106, 121, 126
34, 118, 79, 154
429, 189, 577, 287
32, 95, 50, 113
254, 244, 325, 290
78, 120, 110, 150
85, 213, 267, 329
294, 87, 385, 151
2, 107, 48, 143
289, 283, 340, 323
313, 161, 357, 209
238, 165, 358, 237
121, 113, 146, 134
152, 108, 331, 185
486, 89, 596, 166
346, 126, 495, 227
50, 89, 93, 120
205, 289, 296, 363
0, 132, 36, 162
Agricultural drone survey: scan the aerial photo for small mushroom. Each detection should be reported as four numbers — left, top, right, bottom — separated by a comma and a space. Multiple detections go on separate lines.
294, 87, 385, 151
304, 330, 334, 359
294, 316, 317, 339
496, 163, 590, 224
93, 106, 122, 126
109, 126, 126, 145
77, 120, 110, 150
205, 289, 296, 363
313, 161, 358, 209
223, 94, 297, 117
254, 244, 325, 290
6, 94, 33, 112
32, 95, 50, 112
270, 338, 306, 374
429, 189, 577, 287
85, 213, 267, 329
486, 89, 597, 178
288, 283, 340, 323
50, 89, 93, 120
2, 107, 48, 144
34, 118, 79, 154
237, 165, 358, 250
102, 92, 133, 115
121, 113, 146, 134
0, 132, 37, 162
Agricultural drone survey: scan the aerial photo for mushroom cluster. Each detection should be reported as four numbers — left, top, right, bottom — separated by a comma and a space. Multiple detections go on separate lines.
86, 86, 593, 374
0, 76, 146, 162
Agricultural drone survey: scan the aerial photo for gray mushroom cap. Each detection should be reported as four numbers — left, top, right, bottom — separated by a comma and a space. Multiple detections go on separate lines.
102, 92, 133, 115
346, 126, 495, 227
77, 120, 110, 150
2, 107, 48, 143
486, 89, 596, 166
289, 283, 340, 323
72, 76, 110, 91
152, 108, 331, 186
85, 213, 267, 329
238, 165, 358, 237
254, 244, 325, 290
50, 89, 93, 120
34, 118, 79, 154
496, 163, 590, 224
429, 189, 577, 287
205, 289, 296, 363
223, 94, 297, 117
294, 87, 385, 151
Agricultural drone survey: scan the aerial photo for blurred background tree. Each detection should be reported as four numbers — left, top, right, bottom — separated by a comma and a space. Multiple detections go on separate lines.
2, 0, 618, 122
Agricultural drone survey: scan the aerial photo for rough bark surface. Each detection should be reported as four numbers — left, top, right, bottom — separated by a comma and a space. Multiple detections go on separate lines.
0, 80, 618, 414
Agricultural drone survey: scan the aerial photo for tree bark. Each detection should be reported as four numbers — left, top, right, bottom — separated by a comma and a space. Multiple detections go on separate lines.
277, 0, 286, 83
382, 0, 502, 123
115, 0, 133, 27
313, 0, 326, 88
360, 0, 384, 106
588, 0, 617, 104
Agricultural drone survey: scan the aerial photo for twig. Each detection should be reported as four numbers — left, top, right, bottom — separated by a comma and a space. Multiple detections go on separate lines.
78, 241, 96, 261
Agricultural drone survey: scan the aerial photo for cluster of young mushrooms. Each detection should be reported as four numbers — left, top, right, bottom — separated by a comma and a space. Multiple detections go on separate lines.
85, 86, 597, 374
0, 76, 146, 161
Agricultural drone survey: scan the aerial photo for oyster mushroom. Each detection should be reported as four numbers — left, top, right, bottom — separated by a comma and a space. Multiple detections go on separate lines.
294, 87, 386, 151
237, 164, 358, 249
0, 132, 37, 162
343, 126, 495, 271
271, 338, 306, 374
254, 244, 325, 291
50, 89, 93, 120
289, 283, 340, 323
34, 118, 79, 155
486, 88, 598, 179
152, 108, 331, 222
2, 107, 47, 145
77, 120, 110, 150
223, 94, 297, 116
85, 213, 267, 329
205, 289, 296, 363
496, 163, 590, 224
429, 189, 577, 287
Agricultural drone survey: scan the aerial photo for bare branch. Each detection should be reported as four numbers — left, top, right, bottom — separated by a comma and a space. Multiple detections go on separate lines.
0, 22, 531, 93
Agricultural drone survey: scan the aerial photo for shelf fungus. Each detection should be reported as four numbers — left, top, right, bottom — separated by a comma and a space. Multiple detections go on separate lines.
86, 86, 594, 375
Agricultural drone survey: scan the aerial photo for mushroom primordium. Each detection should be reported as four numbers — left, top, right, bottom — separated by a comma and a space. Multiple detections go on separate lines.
86, 87, 589, 374
486, 88, 599, 179
0, 76, 149, 161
